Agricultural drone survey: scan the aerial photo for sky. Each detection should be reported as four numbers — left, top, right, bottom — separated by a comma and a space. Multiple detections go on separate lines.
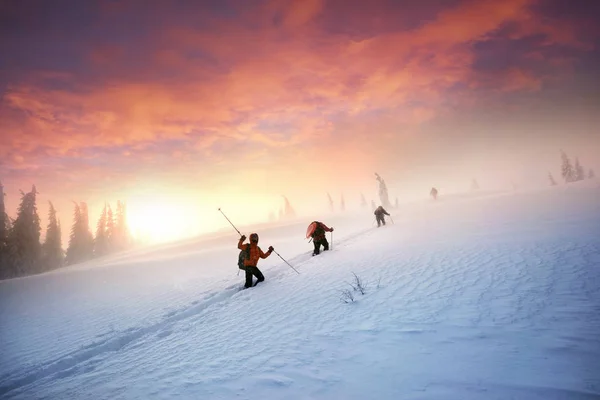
1, 0, 599, 245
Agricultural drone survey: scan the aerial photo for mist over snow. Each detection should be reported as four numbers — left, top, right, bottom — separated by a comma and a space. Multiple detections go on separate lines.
1, 181, 599, 399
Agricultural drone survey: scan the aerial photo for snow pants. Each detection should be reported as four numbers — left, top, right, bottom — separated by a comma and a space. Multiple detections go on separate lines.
313, 238, 329, 255
244, 266, 265, 288
376, 214, 386, 227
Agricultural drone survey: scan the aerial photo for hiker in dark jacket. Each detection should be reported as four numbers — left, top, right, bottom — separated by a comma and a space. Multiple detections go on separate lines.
374, 206, 390, 227
430, 187, 438, 200
310, 221, 334, 256
238, 233, 273, 288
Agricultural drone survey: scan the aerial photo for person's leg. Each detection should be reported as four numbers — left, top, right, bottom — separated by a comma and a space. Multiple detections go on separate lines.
322, 238, 329, 251
253, 267, 265, 286
313, 240, 320, 255
244, 267, 254, 288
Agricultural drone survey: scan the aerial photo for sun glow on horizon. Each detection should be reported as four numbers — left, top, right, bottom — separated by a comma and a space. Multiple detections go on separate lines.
127, 200, 204, 245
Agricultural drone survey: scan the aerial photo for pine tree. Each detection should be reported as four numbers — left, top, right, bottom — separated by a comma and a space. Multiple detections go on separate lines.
340, 195, 345, 212
282, 196, 296, 219
94, 203, 109, 257
574, 158, 585, 181
327, 193, 334, 212
42, 201, 63, 271
360, 193, 367, 208
66, 202, 94, 265
548, 172, 557, 186
79, 202, 94, 259
106, 204, 114, 251
471, 178, 480, 190
375, 173, 392, 209
113, 201, 133, 251
0, 181, 7, 247
66, 202, 81, 265
0, 181, 10, 279
561, 150, 575, 183
114, 201, 123, 250
6, 185, 42, 276
589, 169, 596, 179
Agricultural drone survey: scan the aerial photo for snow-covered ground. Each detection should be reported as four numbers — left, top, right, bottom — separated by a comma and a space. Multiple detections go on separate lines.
1, 183, 599, 399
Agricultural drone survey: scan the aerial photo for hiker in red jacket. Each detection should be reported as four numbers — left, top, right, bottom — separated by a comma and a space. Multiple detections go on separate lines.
238, 233, 273, 288
309, 221, 334, 256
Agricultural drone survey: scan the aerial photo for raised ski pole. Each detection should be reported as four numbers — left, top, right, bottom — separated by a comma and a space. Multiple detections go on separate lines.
331, 231, 333, 250
218, 208, 242, 236
218, 208, 243, 275
273, 249, 300, 274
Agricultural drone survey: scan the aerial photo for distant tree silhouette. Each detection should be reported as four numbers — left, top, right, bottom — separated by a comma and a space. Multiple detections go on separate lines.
327, 193, 334, 212
112, 201, 133, 251
6, 186, 41, 277
0, 181, 9, 278
589, 169, 596, 179
0, 181, 8, 248
394, 197, 399, 208
375, 173, 392, 209
79, 202, 94, 257
66, 202, 94, 265
340, 194, 345, 212
360, 193, 367, 208
561, 150, 575, 183
42, 201, 63, 271
281, 196, 296, 219
106, 204, 115, 250
548, 172, 557, 186
371, 200, 376, 212
94, 203, 109, 257
471, 179, 480, 191
574, 158, 585, 181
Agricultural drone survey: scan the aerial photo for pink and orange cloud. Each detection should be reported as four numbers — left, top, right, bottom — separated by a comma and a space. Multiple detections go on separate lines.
0, 0, 598, 239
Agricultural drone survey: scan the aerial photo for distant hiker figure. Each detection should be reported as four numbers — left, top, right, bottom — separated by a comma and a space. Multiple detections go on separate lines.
430, 187, 438, 200
374, 206, 390, 227
306, 221, 334, 256
238, 233, 273, 288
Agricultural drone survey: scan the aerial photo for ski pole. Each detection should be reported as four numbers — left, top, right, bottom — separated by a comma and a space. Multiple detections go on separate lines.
390, 215, 395, 225
218, 208, 242, 236
218, 208, 244, 275
331, 231, 333, 250
272, 250, 300, 274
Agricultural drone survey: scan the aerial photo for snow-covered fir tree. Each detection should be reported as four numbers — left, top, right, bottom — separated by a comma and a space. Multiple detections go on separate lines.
6, 186, 42, 277
42, 201, 63, 271
561, 151, 575, 183
574, 158, 585, 181
94, 203, 109, 257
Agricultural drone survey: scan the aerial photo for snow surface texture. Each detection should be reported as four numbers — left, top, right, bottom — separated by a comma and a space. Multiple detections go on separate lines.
1, 183, 599, 399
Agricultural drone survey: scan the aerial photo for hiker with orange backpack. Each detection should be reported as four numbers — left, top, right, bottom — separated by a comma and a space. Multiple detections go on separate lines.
238, 233, 273, 288
306, 221, 334, 256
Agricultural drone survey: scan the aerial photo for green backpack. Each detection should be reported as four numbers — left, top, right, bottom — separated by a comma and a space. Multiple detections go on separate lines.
238, 244, 251, 270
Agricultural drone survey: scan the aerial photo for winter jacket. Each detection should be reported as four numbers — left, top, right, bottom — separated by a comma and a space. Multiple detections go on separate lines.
374, 206, 390, 217
238, 239, 272, 267
312, 222, 333, 242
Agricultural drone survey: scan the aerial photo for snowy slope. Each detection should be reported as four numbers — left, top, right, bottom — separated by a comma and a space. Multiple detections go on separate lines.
1, 184, 599, 399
